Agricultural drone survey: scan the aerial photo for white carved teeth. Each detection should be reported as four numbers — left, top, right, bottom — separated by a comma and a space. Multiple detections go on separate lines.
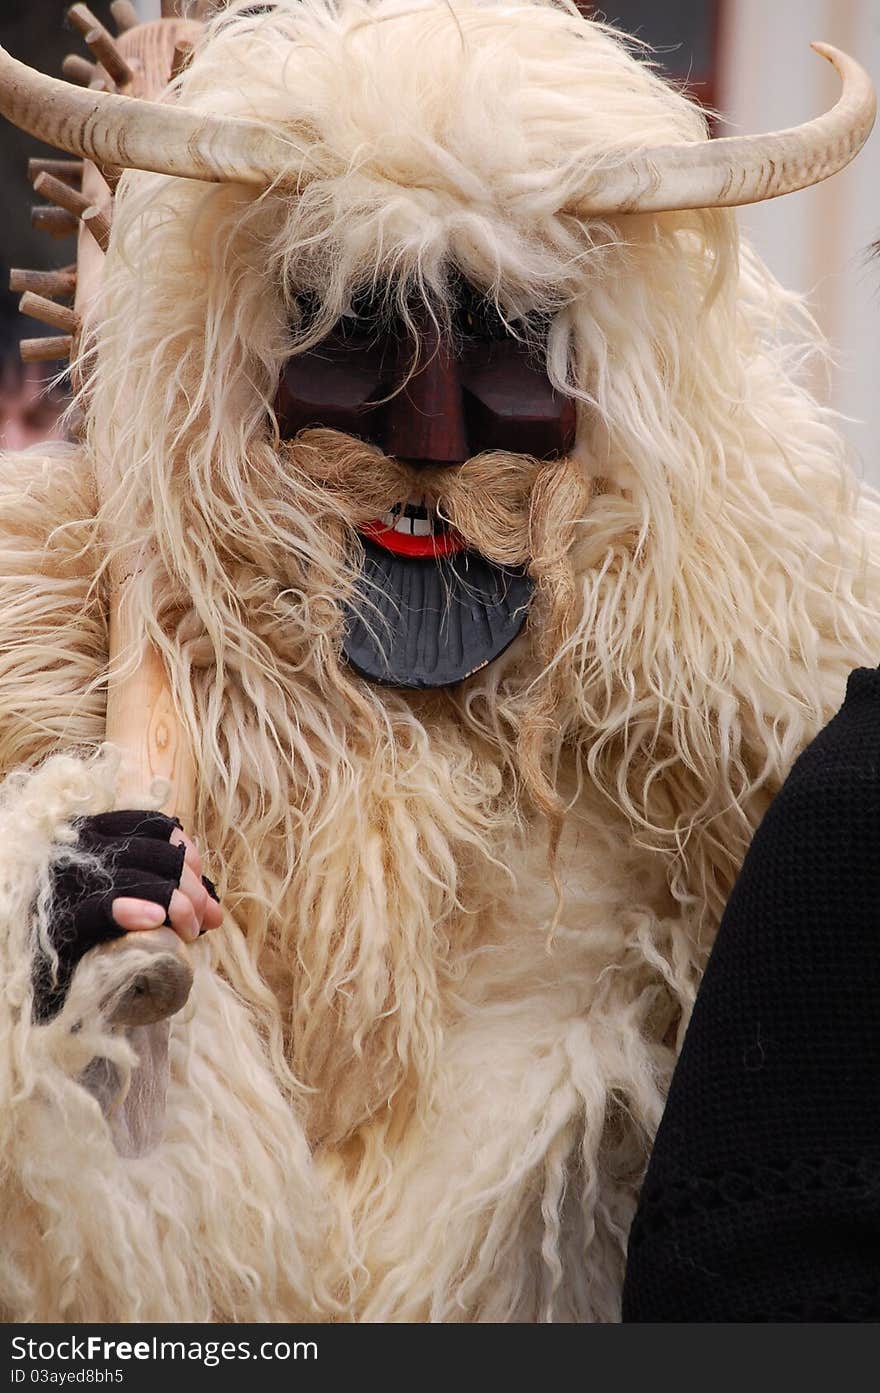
382, 495, 443, 536
391, 513, 425, 535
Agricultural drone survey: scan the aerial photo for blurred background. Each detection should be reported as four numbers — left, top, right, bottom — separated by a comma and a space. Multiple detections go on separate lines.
605, 0, 880, 482
1, 1, 878, 479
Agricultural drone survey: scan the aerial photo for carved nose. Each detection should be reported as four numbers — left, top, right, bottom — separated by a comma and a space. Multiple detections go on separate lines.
383, 345, 469, 466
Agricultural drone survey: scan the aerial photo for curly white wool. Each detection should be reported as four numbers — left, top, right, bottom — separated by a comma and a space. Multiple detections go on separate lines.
0, 0, 876, 1322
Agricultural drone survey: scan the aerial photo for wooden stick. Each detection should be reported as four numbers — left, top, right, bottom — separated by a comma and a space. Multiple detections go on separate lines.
33, 170, 91, 217
75, 9, 199, 1028
61, 53, 99, 87
20, 336, 73, 363
31, 206, 79, 237
82, 205, 111, 253
110, 0, 140, 33
106, 625, 197, 832
28, 157, 84, 184
10, 267, 78, 297
19, 291, 81, 335
94, 605, 196, 1027
84, 26, 135, 88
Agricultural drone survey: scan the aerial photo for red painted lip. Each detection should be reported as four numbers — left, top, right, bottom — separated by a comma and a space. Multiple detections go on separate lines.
359, 519, 468, 557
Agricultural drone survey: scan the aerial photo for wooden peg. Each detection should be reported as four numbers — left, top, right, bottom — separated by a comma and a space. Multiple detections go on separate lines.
9, 267, 78, 298
28, 158, 84, 186
110, 0, 140, 32
19, 292, 81, 336
20, 336, 73, 363
33, 170, 92, 218
66, 4, 104, 40
31, 207, 79, 238
82, 205, 112, 254
170, 39, 194, 82
62, 53, 100, 87
84, 26, 135, 87
67, 5, 134, 87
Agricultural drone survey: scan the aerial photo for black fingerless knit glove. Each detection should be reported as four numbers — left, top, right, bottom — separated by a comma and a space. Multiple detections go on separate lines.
33, 809, 218, 1022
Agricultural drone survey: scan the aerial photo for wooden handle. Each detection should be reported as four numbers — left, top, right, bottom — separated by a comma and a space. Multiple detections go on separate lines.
74, 16, 203, 1027
105, 610, 196, 828
94, 595, 197, 1027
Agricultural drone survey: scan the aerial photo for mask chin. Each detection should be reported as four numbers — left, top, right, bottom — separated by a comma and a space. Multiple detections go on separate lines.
342, 537, 534, 689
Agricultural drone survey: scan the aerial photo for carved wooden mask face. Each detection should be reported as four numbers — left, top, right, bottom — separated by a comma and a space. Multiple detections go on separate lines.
276, 285, 576, 469
274, 281, 577, 688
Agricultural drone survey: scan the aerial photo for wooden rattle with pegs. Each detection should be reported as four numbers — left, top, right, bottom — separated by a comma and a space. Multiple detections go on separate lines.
13, 2, 206, 1027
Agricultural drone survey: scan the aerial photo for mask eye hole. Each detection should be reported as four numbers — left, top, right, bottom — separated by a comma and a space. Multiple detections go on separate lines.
457, 292, 507, 341
292, 289, 390, 348
453, 279, 547, 346
336, 288, 388, 342
334, 312, 378, 348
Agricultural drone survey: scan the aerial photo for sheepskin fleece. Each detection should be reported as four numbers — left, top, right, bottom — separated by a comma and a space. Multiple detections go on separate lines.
1, 0, 879, 1322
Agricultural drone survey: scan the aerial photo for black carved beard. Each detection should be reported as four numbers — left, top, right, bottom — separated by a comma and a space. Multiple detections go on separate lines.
342, 538, 534, 689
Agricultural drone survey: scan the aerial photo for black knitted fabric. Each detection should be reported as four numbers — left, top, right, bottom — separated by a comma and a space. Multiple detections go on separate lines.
622, 667, 880, 1322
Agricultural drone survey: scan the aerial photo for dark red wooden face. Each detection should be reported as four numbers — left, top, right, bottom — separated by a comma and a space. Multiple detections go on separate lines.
275, 288, 577, 467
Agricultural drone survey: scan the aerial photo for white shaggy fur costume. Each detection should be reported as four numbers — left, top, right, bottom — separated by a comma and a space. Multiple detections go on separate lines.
1, 0, 879, 1322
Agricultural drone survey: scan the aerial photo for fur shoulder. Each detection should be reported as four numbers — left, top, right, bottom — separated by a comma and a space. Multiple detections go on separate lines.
0, 442, 106, 772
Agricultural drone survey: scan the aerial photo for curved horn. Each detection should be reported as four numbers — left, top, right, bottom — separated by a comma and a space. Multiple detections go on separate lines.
568, 43, 876, 216
0, 43, 293, 185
